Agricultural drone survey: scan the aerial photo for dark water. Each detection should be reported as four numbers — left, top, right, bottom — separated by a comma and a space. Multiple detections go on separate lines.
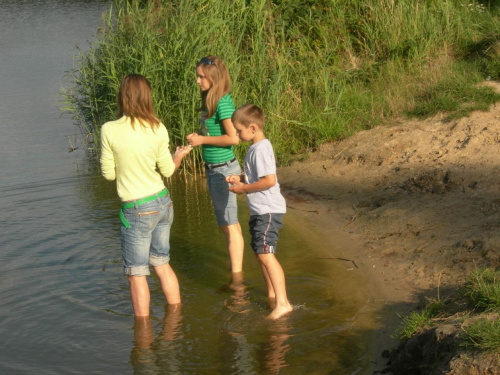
0, 1, 382, 374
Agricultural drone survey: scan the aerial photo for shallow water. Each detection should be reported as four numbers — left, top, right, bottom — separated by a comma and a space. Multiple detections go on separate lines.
0, 1, 381, 374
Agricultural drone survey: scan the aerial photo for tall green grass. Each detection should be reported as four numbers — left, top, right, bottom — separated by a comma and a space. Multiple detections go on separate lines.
61, 0, 500, 167
462, 268, 500, 351
463, 267, 500, 311
463, 317, 500, 351
396, 268, 500, 352
396, 298, 445, 340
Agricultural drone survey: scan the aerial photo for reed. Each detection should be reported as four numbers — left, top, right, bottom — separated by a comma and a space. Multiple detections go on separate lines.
62, 0, 500, 167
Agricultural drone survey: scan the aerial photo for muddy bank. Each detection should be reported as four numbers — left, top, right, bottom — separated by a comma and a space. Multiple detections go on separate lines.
278, 81, 500, 373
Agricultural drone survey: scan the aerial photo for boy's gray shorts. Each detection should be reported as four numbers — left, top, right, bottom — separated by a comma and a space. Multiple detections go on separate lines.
249, 213, 284, 254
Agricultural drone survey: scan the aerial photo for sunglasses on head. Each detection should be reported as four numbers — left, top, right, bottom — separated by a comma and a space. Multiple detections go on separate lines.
199, 57, 216, 66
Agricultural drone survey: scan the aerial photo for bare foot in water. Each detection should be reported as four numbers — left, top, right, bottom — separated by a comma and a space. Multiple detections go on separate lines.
268, 297, 276, 310
267, 303, 293, 320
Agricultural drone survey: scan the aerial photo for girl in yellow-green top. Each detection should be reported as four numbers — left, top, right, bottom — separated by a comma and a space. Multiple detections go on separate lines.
100, 74, 191, 317
186, 56, 245, 278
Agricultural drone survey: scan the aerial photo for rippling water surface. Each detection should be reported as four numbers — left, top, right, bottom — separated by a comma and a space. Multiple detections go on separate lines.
0, 1, 380, 374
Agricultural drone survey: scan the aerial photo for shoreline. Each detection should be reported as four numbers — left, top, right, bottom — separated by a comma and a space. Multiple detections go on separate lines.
277, 82, 500, 373
282, 190, 413, 374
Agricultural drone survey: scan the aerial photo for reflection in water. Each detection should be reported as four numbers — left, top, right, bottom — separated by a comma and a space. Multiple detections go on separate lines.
260, 318, 292, 375
130, 286, 293, 374
131, 317, 155, 365
130, 304, 183, 374
219, 278, 292, 374
225, 272, 251, 314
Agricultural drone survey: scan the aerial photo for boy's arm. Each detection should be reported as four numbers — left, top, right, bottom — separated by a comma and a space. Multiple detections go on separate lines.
226, 174, 244, 184
228, 174, 276, 194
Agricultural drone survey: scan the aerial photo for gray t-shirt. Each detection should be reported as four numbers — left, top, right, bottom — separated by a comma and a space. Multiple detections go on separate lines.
243, 139, 286, 216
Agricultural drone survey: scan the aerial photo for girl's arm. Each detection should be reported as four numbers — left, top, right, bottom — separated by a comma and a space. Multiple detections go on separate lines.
228, 174, 276, 194
187, 118, 239, 147
172, 146, 192, 170
100, 126, 116, 181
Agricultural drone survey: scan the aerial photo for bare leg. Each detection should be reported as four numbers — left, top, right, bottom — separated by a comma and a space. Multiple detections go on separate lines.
256, 254, 293, 320
257, 256, 276, 299
220, 223, 244, 273
154, 263, 181, 305
230, 270, 244, 286
129, 275, 151, 317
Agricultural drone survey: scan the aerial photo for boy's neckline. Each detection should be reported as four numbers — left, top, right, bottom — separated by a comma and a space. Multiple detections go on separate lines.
251, 135, 267, 145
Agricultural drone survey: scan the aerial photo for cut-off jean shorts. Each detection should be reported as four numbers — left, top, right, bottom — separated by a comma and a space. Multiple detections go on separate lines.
120, 193, 173, 276
205, 158, 241, 226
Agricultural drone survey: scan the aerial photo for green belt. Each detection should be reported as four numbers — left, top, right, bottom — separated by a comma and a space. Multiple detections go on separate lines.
120, 188, 168, 228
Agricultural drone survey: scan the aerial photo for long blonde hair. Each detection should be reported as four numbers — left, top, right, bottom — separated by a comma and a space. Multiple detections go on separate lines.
197, 56, 231, 119
117, 74, 160, 129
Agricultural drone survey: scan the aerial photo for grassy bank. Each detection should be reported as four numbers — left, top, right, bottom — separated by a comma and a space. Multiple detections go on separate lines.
392, 268, 500, 372
398, 268, 500, 350
61, 0, 500, 166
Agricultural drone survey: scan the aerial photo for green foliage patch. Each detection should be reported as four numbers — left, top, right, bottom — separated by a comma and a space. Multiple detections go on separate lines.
396, 298, 445, 340
61, 0, 500, 167
463, 267, 500, 311
397, 268, 500, 352
463, 317, 500, 352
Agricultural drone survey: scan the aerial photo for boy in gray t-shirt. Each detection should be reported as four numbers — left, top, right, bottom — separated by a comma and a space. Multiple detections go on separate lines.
226, 104, 293, 320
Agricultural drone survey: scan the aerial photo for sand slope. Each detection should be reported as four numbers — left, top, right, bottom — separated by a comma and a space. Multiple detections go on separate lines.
278, 81, 500, 374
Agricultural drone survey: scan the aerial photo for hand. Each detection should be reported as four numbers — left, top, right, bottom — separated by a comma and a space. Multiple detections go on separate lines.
186, 133, 203, 147
174, 145, 192, 159
228, 181, 245, 194
225, 175, 241, 184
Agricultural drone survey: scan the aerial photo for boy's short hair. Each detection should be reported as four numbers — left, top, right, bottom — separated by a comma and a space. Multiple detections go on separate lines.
231, 104, 265, 129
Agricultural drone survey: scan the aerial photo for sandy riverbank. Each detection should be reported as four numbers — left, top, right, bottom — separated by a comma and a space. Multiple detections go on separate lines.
278, 81, 500, 373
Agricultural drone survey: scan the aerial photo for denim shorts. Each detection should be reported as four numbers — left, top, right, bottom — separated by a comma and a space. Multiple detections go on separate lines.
120, 194, 174, 276
249, 213, 284, 254
205, 158, 241, 226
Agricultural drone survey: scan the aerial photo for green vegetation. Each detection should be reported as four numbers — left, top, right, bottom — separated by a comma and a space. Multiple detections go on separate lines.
463, 267, 500, 311
463, 317, 500, 351
397, 268, 500, 352
61, 0, 500, 166
461, 268, 500, 352
407, 64, 500, 120
396, 298, 445, 340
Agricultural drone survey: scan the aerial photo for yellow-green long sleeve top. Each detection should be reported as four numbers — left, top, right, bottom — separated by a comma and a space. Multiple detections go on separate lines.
100, 116, 175, 202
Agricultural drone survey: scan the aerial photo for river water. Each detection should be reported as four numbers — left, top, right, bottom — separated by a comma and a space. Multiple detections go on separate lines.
0, 1, 381, 374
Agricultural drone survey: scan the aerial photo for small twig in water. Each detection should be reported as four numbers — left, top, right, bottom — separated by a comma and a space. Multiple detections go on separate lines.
341, 203, 358, 228
323, 257, 359, 269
